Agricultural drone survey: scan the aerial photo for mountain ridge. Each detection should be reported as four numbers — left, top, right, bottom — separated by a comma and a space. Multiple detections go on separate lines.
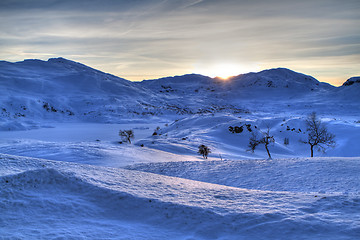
0, 57, 358, 127
1, 58, 353, 87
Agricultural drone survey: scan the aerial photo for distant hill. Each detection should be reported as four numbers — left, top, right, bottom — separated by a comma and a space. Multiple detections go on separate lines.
227, 68, 334, 90
0, 57, 358, 127
342, 76, 360, 86
0, 58, 163, 124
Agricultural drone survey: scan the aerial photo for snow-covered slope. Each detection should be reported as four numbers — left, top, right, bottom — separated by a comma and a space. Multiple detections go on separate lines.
1, 58, 357, 125
1, 154, 359, 239
0, 58, 168, 125
139, 68, 334, 97
138, 68, 346, 115
1, 58, 360, 239
336, 76, 360, 100
342, 76, 360, 86
135, 113, 360, 160
227, 68, 333, 90
126, 157, 360, 194
0, 58, 137, 95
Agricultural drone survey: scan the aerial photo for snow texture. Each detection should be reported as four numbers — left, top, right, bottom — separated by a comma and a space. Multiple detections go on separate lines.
1, 154, 360, 239
1, 58, 360, 239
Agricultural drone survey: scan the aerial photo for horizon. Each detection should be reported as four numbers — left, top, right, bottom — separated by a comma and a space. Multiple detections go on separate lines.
2, 56, 357, 86
1, 0, 359, 86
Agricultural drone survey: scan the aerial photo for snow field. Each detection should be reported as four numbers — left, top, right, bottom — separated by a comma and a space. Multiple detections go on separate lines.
137, 114, 360, 161
1, 154, 359, 239
125, 158, 360, 194
1, 59, 360, 239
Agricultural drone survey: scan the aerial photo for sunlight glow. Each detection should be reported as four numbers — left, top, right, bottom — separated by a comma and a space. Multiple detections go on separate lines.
193, 63, 260, 80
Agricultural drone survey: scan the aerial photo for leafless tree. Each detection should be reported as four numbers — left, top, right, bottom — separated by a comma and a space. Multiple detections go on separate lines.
248, 127, 275, 159
198, 145, 211, 159
119, 129, 134, 144
305, 112, 335, 157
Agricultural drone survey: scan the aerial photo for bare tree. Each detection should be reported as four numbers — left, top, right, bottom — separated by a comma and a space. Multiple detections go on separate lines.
305, 112, 335, 157
119, 129, 134, 144
248, 127, 275, 159
198, 145, 211, 159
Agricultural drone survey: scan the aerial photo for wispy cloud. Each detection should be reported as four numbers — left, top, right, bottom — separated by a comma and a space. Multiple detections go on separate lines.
0, 0, 359, 84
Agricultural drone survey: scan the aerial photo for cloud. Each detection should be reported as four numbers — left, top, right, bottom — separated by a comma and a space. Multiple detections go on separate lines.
0, 0, 359, 84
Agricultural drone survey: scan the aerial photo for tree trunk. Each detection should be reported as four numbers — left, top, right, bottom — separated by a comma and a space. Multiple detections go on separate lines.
265, 144, 272, 159
310, 144, 314, 157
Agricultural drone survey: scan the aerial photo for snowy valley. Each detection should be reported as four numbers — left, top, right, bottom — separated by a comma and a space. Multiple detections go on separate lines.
0, 58, 359, 239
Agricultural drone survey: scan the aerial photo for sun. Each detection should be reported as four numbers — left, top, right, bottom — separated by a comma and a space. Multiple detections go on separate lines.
193, 63, 259, 80
206, 63, 240, 79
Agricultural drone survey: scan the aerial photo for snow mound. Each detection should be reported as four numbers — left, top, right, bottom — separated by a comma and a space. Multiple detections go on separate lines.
1, 154, 359, 239
125, 158, 360, 194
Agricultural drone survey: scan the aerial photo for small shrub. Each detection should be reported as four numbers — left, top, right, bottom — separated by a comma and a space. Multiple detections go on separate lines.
119, 130, 134, 144
198, 145, 211, 159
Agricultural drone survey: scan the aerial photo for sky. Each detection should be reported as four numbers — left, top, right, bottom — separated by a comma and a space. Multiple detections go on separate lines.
0, 0, 359, 86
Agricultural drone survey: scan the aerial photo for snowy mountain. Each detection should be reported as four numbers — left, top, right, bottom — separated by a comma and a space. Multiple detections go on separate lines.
137, 67, 344, 117
139, 68, 335, 100
1, 57, 359, 127
0, 58, 169, 126
1, 58, 360, 239
1, 57, 358, 129
0, 58, 141, 95
228, 68, 333, 90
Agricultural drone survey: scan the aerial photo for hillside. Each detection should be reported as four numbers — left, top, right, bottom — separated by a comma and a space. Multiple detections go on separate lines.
1, 58, 358, 127
0, 58, 167, 127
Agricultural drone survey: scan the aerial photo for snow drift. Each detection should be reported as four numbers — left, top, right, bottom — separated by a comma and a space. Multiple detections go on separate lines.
1, 154, 359, 239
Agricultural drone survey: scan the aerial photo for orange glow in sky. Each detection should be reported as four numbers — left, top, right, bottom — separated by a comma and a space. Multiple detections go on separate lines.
0, 0, 359, 86
193, 63, 260, 80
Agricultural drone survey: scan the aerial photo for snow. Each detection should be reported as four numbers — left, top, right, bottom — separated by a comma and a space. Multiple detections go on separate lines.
1, 154, 360, 239
125, 158, 360, 194
1, 58, 360, 239
0, 122, 199, 167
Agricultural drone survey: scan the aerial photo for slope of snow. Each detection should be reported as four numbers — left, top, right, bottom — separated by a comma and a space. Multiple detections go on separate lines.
0, 58, 136, 95
1, 154, 359, 239
125, 157, 360, 194
0, 58, 168, 123
1, 58, 358, 125
136, 113, 360, 159
0, 122, 200, 167
335, 76, 360, 103
1, 58, 360, 239
1, 113, 359, 170
342, 76, 360, 86
228, 68, 333, 90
